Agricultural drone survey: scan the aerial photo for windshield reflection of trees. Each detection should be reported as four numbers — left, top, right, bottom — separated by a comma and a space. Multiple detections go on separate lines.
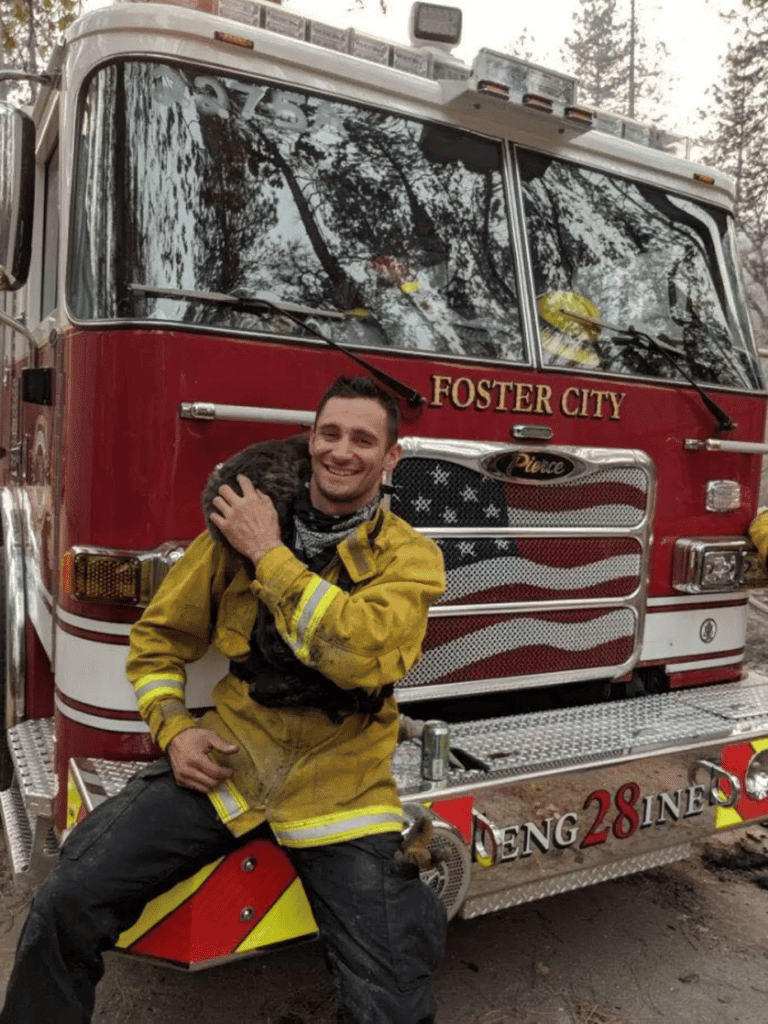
76, 61, 524, 363
520, 150, 760, 389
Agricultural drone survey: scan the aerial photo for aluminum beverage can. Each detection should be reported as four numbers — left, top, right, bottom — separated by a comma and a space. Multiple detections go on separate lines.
421, 720, 450, 781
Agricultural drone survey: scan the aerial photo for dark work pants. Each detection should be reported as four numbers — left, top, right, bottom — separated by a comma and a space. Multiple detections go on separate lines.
0, 760, 445, 1024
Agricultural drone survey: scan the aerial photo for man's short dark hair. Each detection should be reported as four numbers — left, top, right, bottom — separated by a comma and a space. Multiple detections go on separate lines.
315, 377, 401, 447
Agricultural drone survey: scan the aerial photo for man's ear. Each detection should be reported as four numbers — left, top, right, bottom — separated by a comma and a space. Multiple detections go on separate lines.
384, 442, 402, 473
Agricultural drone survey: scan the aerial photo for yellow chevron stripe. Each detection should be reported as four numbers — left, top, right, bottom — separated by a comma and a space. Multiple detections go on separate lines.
66, 774, 83, 830
115, 858, 223, 949
752, 737, 768, 753
716, 805, 744, 829
235, 878, 317, 953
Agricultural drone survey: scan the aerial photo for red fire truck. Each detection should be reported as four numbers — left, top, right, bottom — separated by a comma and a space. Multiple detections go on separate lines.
3, 0, 768, 969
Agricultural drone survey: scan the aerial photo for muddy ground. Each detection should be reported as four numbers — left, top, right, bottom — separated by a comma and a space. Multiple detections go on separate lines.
3, 604, 768, 1023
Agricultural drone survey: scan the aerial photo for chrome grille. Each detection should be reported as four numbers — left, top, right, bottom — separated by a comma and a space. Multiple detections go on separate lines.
435, 536, 642, 605
391, 440, 654, 700
402, 607, 637, 689
391, 458, 649, 529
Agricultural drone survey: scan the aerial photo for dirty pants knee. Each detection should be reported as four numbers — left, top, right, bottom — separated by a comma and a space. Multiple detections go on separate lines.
0, 760, 241, 1024
289, 834, 447, 1024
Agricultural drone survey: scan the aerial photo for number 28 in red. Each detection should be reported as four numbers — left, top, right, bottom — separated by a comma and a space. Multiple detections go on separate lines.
581, 783, 641, 848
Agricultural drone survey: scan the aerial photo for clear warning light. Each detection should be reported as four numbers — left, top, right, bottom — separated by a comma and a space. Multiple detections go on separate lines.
411, 3, 462, 46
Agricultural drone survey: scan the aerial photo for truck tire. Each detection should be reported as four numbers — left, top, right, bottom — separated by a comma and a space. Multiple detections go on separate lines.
0, 546, 13, 790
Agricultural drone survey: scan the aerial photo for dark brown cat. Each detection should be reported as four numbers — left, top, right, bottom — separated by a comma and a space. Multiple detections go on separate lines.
201, 433, 310, 569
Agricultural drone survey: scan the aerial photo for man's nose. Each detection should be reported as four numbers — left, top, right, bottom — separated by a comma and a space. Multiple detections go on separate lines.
330, 436, 354, 459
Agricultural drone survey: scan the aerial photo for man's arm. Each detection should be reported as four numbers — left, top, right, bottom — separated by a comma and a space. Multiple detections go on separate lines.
750, 510, 768, 568
211, 475, 445, 691
254, 537, 444, 690
127, 532, 238, 790
166, 729, 238, 793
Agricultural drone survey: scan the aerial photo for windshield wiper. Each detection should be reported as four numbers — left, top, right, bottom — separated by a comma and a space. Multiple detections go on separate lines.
558, 309, 735, 433
130, 284, 348, 321
129, 284, 425, 408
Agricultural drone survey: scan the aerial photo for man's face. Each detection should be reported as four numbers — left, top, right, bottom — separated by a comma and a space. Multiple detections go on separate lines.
308, 397, 401, 514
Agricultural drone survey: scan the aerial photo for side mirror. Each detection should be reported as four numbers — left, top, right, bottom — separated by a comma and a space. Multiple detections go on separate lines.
0, 103, 35, 291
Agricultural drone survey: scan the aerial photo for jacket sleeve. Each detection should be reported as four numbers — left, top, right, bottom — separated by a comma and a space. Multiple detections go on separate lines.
252, 530, 445, 692
126, 532, 226, 750
750, 509, 768, 568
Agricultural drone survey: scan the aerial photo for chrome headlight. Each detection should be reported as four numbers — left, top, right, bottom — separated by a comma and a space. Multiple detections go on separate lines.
672, 537, 767, 593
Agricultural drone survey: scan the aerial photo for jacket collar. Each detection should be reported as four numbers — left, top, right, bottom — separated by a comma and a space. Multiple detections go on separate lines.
336, 505, 386, 583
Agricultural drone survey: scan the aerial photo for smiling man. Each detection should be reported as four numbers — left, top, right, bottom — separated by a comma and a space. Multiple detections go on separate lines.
1, 377, 447, 1024
309, 384, 402, 511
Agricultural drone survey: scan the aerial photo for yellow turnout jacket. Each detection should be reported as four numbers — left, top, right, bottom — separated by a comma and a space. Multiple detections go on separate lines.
126, 506, 445, 845
750, 510, 768, 567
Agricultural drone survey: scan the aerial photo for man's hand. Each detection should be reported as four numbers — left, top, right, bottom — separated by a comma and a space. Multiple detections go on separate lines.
210, 474, 283, 567
167, 729, 239, 792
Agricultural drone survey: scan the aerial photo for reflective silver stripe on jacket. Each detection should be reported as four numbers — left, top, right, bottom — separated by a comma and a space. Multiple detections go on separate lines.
286, 578, 339, 658
272, 808, 403, 847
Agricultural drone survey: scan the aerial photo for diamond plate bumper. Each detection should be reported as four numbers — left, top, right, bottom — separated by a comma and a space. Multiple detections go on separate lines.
9, 672, 768, 910
393, 672, 768, 798
393, 671, 768, 916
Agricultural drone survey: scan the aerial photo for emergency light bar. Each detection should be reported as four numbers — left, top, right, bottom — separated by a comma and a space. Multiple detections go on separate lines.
118, 0, 470, 80
461, 50, 688, 153
472, 49, 577, 108
115, 0, 688, 153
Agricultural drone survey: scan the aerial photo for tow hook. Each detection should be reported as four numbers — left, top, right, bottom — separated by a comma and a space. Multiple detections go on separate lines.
689, 759, 741, 808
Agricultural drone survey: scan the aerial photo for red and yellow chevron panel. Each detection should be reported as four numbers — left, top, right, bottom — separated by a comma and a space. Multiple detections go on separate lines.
116, 838, 317, 966
66, 774, 86, 829
716, 738, 768, 829
429, 795, 473, 842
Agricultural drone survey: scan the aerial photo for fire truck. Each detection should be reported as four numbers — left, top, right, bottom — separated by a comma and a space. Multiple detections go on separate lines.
2, 0, 768, 970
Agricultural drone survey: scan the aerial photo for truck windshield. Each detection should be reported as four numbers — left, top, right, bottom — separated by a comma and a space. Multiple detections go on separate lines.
69, 60, 760, 390
519, 149, 761, 390
69, 59, 524, 363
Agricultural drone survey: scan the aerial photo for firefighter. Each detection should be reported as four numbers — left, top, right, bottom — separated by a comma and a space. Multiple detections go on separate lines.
0, 376, 447, 1024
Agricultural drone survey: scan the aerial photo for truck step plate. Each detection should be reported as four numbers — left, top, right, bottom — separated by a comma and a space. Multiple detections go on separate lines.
393, 673, 768, 797
0, 780, 34, 876
460, 842, 693, 917
68, 757, 145, 818
0, 776, 59, 882
8, 718, 56, 816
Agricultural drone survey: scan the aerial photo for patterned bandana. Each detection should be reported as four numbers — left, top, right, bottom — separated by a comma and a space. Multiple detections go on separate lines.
292, 482, 380, 569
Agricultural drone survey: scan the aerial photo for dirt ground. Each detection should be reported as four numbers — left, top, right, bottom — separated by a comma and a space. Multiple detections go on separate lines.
3, 605, 768, 1023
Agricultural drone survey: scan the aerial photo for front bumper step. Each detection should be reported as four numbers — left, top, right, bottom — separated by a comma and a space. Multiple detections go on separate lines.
393, 671, 768, 798
0, 719, 58, 887
8, 673, 768, 900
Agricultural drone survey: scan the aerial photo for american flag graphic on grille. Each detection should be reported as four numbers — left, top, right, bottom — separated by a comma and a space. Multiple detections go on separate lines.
403, 607, 637, 688
391, 458, 648, 529
391, 454, 651, 691
434, 537, 642, 606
